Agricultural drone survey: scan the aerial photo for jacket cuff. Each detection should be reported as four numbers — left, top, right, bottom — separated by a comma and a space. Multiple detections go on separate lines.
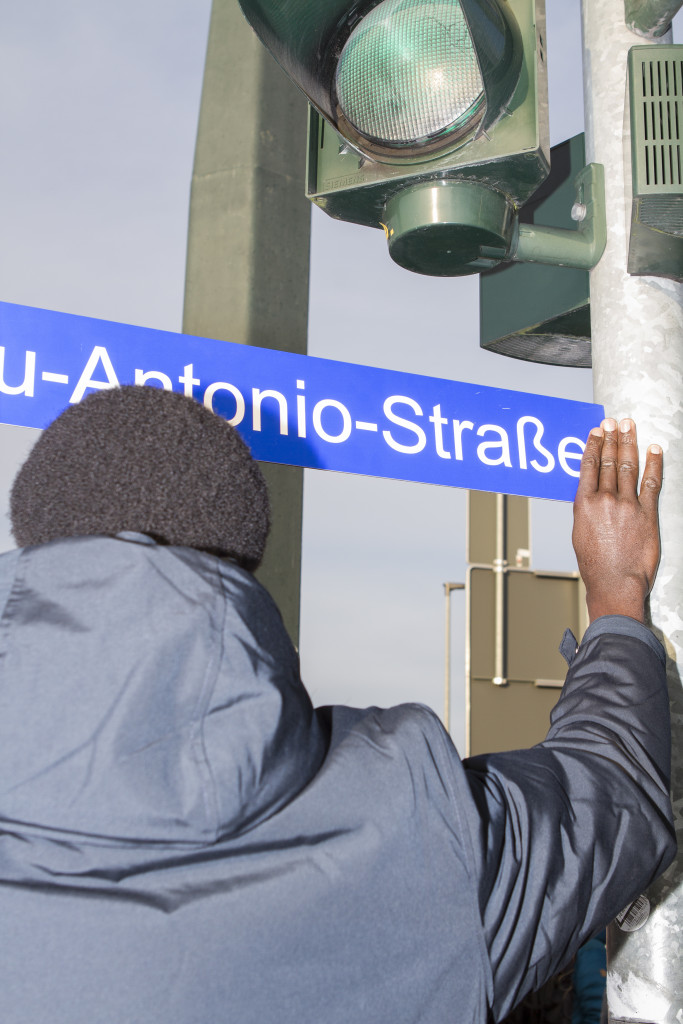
569, 615, 666, 667
560, 616, 666, 667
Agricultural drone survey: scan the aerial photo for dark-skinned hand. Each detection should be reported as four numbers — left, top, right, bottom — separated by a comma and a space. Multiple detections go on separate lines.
572, 417, 662, 624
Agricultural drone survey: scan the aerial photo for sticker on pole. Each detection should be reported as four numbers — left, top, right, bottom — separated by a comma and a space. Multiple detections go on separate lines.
0, 302, 603, 502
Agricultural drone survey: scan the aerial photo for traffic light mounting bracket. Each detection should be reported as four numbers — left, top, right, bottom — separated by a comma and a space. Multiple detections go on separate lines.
624, 0, 683, 37
510, 162, 607, 270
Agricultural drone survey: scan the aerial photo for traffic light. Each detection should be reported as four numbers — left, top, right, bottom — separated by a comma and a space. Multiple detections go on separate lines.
238, 0, 605, 276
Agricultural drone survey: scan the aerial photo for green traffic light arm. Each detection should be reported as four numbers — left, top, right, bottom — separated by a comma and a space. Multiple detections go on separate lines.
625, 0, 683, 37
509, 163, 607, 271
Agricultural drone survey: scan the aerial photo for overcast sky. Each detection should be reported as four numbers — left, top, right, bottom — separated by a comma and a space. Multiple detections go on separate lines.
0, 1, 679, 750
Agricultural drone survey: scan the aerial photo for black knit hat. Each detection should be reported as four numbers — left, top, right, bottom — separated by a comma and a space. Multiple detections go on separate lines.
10, 385, 270, 570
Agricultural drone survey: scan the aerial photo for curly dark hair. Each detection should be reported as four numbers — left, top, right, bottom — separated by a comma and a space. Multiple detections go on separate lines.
10, 385, 270, 570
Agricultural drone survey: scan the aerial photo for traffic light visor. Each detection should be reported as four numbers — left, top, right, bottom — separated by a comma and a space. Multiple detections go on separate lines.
335, 0, 486, 148
239, 0, 524, 160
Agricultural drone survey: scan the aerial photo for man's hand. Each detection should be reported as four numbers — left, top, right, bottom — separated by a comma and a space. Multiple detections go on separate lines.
573, 418, 663, 624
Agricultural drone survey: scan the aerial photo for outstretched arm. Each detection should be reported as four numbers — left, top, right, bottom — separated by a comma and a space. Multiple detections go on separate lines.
459, 418, 674, 1020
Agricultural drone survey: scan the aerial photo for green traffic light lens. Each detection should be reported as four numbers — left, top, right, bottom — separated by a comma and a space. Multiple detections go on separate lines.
335, 0, 485, 149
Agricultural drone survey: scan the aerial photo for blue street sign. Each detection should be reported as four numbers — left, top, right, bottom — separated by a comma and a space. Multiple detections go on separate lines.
0, 301, 603, 502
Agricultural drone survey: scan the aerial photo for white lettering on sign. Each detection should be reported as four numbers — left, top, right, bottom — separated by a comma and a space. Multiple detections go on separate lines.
558, 436, 584, 478
296, 380, 306, 438
429, 404, 451, 460
517, 416, 555, 474
70, 346, 119, 402
476, 424, 513, 468
453, 420, 474, 460
204, 381, 245, 426
252, 388, 288, 434
312, 399, 352, 444
0, 348, 36, 396
0, 342, 589, 488
382, 396, 427, 454
178, 364, 200, 398
135, 369, 172, 390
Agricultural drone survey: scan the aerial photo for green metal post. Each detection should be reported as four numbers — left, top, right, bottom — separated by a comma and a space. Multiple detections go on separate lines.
183, 0, 311, 644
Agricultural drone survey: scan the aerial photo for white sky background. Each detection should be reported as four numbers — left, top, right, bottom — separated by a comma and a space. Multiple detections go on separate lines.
0, 1, 679, 750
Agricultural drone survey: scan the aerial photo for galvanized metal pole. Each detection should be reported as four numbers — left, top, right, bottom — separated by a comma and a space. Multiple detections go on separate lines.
581, 2, 683, 1020
183, 0, 311, 644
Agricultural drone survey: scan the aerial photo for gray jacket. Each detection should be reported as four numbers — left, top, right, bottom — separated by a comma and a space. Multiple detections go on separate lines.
0, 533, 675, 1023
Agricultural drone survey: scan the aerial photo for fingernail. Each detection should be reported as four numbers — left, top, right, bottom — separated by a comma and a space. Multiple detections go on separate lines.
602, 417, 617, 431
590, 426, 604, 437
620, 418, 634, 432
649, 444, 662, 455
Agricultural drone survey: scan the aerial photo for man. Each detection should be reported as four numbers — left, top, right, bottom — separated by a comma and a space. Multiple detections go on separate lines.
0, 385, 675, 1023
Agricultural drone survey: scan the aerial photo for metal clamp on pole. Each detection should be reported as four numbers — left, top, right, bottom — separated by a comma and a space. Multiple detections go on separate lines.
625, 0, 683, 37
510, 163, 607, 270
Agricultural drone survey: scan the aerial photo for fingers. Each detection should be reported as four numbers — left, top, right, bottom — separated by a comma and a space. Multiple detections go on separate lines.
617, 418, 639, 498
576, 418, 618, 499
599, 418, 619, 493
639, 443, 663, 514
577, 417, 663, 504
576, 425, 604, 499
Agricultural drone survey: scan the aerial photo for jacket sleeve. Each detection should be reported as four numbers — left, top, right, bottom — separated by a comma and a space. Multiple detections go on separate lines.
461, 616, 676, 1021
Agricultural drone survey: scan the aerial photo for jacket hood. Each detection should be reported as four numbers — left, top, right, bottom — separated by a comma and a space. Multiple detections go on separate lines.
0, 533, 325, 848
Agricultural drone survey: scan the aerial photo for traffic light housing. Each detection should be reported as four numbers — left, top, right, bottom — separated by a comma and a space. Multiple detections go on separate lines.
238, 0, 526, 147
480, 134, 593, 367
626, 45, 683, 281
238, 0, 606, 277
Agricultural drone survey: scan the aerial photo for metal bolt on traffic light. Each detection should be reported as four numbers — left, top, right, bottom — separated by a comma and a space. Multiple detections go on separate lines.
238, 0, 606, 276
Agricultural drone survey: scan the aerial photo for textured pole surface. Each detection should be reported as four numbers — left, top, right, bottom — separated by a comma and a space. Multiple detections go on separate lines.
581, 2, 683, 1020
183, 0, 311, 643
